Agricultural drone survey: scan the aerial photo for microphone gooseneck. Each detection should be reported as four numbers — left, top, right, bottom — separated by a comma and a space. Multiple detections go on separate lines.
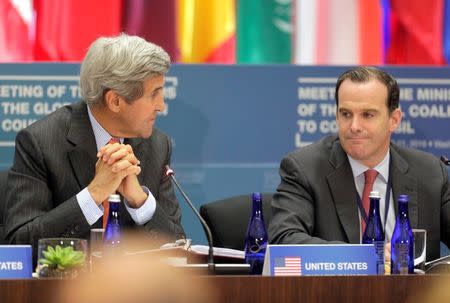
165, 165, 215, 274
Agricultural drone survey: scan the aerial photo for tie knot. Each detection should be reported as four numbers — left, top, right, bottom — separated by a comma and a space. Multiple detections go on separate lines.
108, 137, 120, 145
364, 169, 378, 185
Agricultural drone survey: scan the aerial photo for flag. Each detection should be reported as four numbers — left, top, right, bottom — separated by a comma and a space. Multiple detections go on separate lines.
293, 0, 359, 65
359, 0, 383, 65
387, 0, 446, 65
380, 0, 391, 62
177, 0, 235, 63
0, 0, 33, 62
293, 0, 317, 64
318, 0, 359, 65
121, 0, 179, 62
273, 257, 302, 276
237, 0, 292, 64
34, 0, 122, 61
443, 0, 450, 63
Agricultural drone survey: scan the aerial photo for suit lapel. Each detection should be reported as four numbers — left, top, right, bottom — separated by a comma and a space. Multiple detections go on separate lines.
67, 102, 98, 188
390, 145, 418, 228
327, 140, 360, 244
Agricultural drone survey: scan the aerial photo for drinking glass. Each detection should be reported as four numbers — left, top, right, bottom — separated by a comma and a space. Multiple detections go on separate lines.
413, 229, 427, 273
90, 228, 104, 271
90, 228, 104, 256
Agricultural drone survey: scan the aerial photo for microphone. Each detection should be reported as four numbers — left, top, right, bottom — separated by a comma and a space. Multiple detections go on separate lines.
441, 155, 450, 166
165, 165, 215, 274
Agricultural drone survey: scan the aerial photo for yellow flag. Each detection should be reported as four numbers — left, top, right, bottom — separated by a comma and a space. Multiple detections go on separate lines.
177, 0, 235, 63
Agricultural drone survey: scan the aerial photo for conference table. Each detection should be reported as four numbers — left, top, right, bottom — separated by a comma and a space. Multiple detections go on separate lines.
1, 274, 448, 303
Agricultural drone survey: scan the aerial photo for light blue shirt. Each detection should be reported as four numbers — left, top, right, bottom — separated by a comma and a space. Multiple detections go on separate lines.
348, 151, 396, 242
75, 106, 156, 226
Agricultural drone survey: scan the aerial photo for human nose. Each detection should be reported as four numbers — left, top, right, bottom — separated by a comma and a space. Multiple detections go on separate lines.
155, 96, 166, 112
349, 116, 362, 132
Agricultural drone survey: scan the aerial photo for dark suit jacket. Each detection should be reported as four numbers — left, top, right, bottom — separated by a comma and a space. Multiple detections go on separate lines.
268, 135, 450, 261
5, 101, 185, 250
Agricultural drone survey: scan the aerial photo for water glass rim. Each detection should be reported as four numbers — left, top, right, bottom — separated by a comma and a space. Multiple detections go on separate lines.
412, 228, 426, 233
90, 228, 105, 232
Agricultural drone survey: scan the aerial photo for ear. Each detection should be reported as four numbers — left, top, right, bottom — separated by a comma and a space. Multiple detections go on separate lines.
104, 90, 121, 113
389, 108, 402, 132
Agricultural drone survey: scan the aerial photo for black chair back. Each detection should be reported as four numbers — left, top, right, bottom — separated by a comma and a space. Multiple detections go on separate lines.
199, 193, 273, 251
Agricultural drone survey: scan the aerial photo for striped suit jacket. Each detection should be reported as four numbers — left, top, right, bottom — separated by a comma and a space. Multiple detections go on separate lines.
5, 101, 185, 252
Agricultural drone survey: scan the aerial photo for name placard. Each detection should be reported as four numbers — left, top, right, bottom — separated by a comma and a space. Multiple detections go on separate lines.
262, 244, 377, 276
0, 245, 33, 279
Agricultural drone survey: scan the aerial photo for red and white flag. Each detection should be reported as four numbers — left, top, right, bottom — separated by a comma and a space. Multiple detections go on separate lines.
0, 0, 33, 62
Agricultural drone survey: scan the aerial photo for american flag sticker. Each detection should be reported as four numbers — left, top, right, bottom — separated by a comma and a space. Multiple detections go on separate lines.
273, 257, 302, 276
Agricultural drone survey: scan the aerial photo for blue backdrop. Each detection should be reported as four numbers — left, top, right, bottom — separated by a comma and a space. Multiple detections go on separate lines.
1, 64, 449, 252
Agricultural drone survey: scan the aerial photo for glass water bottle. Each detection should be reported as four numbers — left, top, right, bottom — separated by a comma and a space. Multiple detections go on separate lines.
244, 192, 268, 275
103, 194, 121, 247
391, 194, 414, 274
362, 191, 385, 275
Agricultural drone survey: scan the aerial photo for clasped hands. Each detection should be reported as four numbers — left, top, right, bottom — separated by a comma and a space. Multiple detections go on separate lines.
88, 142, 147, 208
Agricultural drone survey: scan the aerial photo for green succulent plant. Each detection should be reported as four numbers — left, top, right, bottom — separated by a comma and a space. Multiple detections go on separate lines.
39, 245, 86, 271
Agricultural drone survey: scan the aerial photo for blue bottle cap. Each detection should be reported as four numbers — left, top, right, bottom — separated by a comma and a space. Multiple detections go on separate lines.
398, 194, 409, 202
252, 192, 262, 201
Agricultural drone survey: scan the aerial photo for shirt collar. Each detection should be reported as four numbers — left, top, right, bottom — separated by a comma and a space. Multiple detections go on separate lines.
348, 150, 390, 182
87, 106, 123, 151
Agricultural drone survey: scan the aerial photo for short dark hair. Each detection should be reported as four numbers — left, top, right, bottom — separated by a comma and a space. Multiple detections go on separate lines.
334, 66, 400, 113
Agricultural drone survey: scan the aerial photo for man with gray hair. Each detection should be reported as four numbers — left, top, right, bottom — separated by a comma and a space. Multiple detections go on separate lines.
4, 34, 185, 257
